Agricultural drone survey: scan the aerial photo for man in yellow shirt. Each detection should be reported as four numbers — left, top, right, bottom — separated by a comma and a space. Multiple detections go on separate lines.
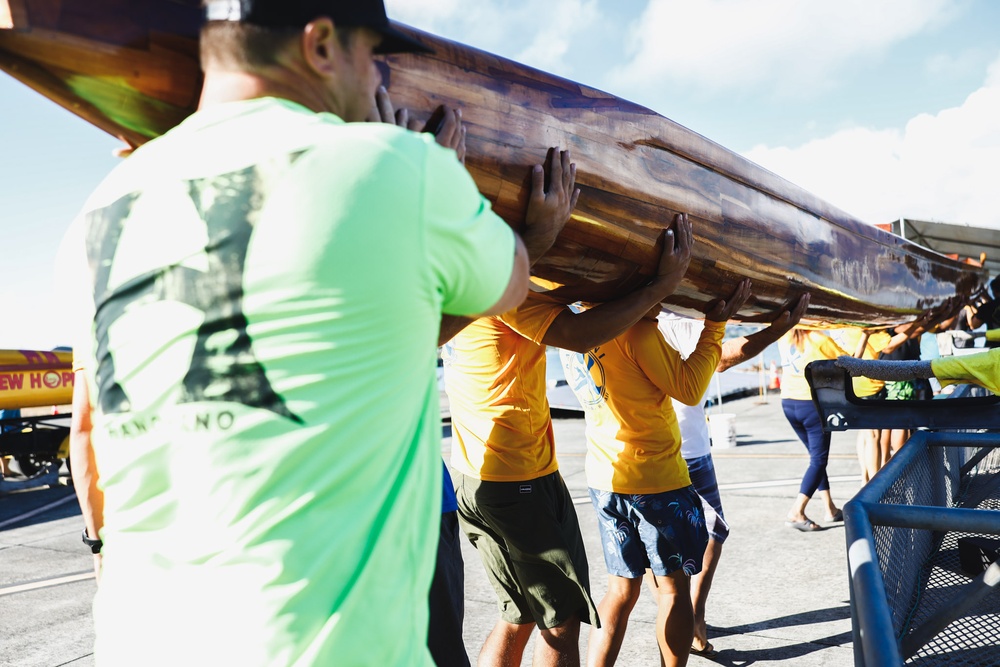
445, 214, 694, 667
561, 283, 749, 666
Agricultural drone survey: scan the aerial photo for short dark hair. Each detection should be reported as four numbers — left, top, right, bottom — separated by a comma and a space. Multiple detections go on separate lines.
200, 21, 357, 72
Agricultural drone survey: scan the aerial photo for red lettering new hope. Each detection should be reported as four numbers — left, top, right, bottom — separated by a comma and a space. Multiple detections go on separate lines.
0, 374, 24, 391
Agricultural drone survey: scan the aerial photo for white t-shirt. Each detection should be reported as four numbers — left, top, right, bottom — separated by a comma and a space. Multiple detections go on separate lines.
657, 311, 712, 459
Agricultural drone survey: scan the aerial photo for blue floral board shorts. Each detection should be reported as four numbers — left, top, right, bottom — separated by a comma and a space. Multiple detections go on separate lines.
589, 485, 709, 579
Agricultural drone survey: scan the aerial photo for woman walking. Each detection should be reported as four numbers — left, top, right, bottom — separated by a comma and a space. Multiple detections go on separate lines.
778, 328, 866, 531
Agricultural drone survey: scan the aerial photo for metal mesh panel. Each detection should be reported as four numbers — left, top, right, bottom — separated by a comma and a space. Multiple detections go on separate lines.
848, 429, 1000, 665
903, 532, 1000, 664
940, 445, 965, 504
968, 446, 1000, 479
870, 445, 943, 635
899, 445, 1000, 666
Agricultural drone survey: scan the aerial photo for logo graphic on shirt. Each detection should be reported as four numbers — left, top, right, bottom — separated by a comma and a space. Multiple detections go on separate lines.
440, 341, 454, 367
84, 158, 306, 424
559, 348, 607, 406
780, 341, 806, 375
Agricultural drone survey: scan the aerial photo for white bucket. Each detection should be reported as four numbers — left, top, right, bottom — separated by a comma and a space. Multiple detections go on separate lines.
708, 413, 737, 448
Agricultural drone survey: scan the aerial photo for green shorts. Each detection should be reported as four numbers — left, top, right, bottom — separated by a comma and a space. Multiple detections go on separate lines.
456, 472, 600, 629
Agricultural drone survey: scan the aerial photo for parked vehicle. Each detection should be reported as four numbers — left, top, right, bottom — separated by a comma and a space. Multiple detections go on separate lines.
0, 349, 73, 483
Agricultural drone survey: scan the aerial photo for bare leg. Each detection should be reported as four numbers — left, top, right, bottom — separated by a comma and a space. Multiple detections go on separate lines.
878, 429, 892, 473
536, 614, 582, 667
787, 493, 811, 523
859, 430, 881, 482
479, 620, 535, 667
889, 429, 909, 456
856, 432, 869, 484
690, 540, 721, 653
588, 577, 641, 667
643, 572, 668, 667
649, 571, 694, 667
817, 489, 839, 520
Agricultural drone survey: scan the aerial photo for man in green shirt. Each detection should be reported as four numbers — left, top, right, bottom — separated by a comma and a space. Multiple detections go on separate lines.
64, 2, 576, 664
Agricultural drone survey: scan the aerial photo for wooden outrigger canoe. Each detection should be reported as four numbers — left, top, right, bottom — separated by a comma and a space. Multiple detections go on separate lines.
0, 1, 985, 325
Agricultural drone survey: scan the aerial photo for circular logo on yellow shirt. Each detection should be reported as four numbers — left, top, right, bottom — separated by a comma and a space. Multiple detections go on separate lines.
560, 349, 607, 406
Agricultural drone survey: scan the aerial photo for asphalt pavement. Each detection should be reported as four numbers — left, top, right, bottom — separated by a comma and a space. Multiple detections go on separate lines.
0, 391, 861, 666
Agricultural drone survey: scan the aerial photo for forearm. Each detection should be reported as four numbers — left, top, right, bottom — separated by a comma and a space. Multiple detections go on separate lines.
71, 430, 104, 583
884, 313, 937, 354
70, 435, 104, 538
853, 332, 872, 358
718, 328, 780, 372
70, 373, 103, 538
835, 357, 934, 382
543, 284, 665, 352
439, 316, 474, 346
521, 226, 559, 267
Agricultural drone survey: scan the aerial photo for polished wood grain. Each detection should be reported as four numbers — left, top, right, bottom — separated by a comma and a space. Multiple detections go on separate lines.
0, 2, 984, 324
0, 0, 201, 144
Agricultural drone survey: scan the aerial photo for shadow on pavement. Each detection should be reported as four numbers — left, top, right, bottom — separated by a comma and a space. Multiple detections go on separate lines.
0, 485, 79, 532
700, 605, 854, 664
711, 603, 852, 637
696, 630, 853, 666
734, 438, 799, 447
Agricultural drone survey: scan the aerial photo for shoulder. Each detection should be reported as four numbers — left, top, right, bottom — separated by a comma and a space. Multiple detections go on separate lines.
868, 331, 892, 351
500, 293, 568, 340
309, 119, 436, 163
627, 319, 668, 354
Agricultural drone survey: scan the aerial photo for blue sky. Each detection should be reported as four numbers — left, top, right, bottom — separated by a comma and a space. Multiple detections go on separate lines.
3, 0, 1000, 349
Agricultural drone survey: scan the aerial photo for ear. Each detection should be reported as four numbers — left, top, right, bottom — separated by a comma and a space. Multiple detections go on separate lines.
301, 17, 340, 78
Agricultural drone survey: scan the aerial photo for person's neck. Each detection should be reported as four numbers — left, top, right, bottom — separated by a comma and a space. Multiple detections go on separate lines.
197, 69, 331, 116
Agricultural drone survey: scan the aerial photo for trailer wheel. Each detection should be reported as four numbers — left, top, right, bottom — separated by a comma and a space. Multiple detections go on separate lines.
13, 453, 58, 477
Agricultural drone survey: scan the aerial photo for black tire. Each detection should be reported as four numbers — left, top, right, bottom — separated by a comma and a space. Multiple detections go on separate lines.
13, 453, 57, 477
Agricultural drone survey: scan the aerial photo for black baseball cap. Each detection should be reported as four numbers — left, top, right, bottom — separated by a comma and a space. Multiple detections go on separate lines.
204, 0, 432, 54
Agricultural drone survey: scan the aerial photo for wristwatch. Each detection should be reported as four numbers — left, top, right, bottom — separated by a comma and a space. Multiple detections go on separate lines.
81, 528, 103, 554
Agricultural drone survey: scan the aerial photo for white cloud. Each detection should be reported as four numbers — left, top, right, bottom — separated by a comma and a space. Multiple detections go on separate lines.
744, 53, 1000, 229
385, 0, 600, 75
925, 49, 984, 80
384, 0, 462, 29
515, 0, 600, 72
988, 55, 1000, 86
613, 0, 954, 97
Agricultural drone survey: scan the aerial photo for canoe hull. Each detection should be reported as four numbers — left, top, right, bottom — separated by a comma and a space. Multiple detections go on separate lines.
378, 27, 984, 323
0, 1, 984, 324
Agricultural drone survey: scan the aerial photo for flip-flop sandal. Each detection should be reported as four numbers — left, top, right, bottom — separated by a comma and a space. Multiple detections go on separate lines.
825, 509, 844, 522
784, 518, 822, 532
691, 641, 716, 656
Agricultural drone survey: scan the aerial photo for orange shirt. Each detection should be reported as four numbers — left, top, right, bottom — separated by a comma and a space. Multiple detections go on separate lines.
444, 293, 565, 481
564, 318, 725, 494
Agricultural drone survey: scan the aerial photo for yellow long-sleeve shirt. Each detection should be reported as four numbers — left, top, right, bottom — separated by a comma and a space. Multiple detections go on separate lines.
563, 317, 725, 494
